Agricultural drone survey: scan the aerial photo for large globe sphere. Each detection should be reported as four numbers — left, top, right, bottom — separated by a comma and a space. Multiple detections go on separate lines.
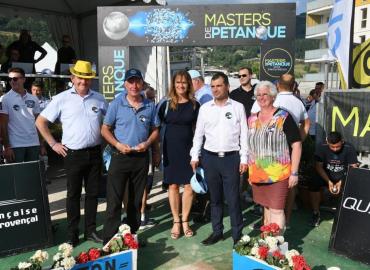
103, 12, 130, 40
256, 25, 268, 40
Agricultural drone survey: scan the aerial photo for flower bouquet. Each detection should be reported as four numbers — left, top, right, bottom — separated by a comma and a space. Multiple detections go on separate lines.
14, 225, 139, 270
51, 243, 76, 269
11, 249, 49, 270
233, 223, 311, 270
72, 224, 138, 270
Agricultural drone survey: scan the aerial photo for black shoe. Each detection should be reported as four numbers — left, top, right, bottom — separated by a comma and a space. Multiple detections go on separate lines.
84, 231, 103, 243
201, 233, 224, 246
310, 212, 320, 227
67, 238, 79, 247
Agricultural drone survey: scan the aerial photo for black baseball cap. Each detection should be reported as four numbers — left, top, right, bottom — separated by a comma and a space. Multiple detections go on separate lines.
124, 68, 143, 82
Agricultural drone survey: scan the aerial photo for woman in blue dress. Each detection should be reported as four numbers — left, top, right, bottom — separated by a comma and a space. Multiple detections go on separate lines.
158, 70, 200, 239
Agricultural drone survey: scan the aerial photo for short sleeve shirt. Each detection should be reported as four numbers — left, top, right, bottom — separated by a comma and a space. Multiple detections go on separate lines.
195, 84, 213, 105
41, 87, 108, 150
315, 143, 358, 181
0, 89, 40, 147
104, 94, 160, 147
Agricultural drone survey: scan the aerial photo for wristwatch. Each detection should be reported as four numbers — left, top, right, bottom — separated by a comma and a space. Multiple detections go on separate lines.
291, 171, 299, 176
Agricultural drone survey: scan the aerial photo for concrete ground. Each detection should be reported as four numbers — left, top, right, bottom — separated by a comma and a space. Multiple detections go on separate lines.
1, 162, 370, 270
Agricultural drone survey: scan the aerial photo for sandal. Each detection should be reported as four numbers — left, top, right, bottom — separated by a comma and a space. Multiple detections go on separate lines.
182, 220, 194, 238
171, 220, 181, 240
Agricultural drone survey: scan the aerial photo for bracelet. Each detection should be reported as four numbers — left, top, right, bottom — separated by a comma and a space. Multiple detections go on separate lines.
291, 171, 299, 176
50, 142, 57, 148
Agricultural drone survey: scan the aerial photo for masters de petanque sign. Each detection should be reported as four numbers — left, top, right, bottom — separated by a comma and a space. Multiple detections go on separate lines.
97, 4, 295, 46
97, 4, 296, 100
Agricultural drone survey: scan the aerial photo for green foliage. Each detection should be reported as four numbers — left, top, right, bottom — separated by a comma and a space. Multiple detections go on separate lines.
0, 16, 55, 48
171, 38, 315, 78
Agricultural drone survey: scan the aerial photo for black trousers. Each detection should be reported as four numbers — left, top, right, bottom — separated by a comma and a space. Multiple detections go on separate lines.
103, 151, 149, 243
64, 146, 102, 240
202, 151, 243, 241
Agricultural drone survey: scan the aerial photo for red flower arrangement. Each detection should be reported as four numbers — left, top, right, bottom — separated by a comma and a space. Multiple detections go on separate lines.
75, 225, 138, 267
258, 246, 269, 260
76, 248, 102, 264
292, 255, 311, 270
76, 251, 89, 264
88, 248, 101, 261
260, 223, 280, 236
234, 223, 312, 270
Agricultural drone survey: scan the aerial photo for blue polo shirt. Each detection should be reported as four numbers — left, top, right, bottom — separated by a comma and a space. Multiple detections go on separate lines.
104, 94, 159, 147
41, 87, 108, 150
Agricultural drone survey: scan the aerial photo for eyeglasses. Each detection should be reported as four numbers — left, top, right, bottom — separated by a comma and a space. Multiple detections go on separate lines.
8, 77, 23, 82
238, 74, 248, 78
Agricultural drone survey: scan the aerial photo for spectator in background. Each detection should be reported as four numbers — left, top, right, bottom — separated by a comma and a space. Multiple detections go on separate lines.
7, 29, 47, 73
230, 67, 256, 118
315, 82, 325, 98
306, 89, 320, 141
54, 34, 76, 75
309, 131, 358, 227
0, 44, 7, 66
139, 85, 160, 230
0, 67, 45, 163
292, 81, 303, 102
188, 70, 213, 105
31, 81, 50, 111
1, 48, 20, 74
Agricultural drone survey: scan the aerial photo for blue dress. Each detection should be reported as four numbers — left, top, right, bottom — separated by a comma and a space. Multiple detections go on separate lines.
159, 100, 200, 184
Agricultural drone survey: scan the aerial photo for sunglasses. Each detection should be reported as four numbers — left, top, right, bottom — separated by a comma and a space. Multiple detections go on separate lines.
238, 74, 248, 78
8, 77, 24, 82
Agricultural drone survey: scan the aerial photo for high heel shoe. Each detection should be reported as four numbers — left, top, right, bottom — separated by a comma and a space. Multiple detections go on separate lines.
171, 220, 181, 240
182, 220, 194, 238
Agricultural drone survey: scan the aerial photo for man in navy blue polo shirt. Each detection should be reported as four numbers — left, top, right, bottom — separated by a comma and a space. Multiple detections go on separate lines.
36, 60, 108, 246
102, 68, 160, 244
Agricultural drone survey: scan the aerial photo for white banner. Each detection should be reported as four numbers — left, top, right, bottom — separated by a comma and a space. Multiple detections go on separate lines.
327, 0, 354, 88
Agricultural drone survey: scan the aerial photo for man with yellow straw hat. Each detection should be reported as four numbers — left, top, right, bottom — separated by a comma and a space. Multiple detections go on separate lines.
36, 60, 108, 246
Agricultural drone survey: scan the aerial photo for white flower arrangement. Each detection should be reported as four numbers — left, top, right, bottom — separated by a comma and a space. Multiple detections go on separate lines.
17, 262, 32, 269
30, 249, 49, 264
241, 235, 251, 243
58, 243, 73, 257
265, 236, 279, 251
118, 224, 131, 235
51, 243, 76, 270
14, 249, 49, 270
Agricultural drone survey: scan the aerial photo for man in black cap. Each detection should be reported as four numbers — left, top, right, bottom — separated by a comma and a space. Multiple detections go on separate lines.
102, 68, 160, 244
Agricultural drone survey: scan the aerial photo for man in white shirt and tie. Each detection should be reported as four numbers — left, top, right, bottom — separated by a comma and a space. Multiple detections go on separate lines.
190, 72, 248, 246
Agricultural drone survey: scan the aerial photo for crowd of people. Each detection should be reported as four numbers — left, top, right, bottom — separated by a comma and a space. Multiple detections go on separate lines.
0, 29, 76, 75
0, 57, 358, 250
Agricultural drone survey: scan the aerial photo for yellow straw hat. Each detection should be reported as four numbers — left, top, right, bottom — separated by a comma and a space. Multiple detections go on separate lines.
69, 60, 96, 79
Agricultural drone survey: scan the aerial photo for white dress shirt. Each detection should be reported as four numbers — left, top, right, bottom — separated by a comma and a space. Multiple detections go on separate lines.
190, 98, 248, 163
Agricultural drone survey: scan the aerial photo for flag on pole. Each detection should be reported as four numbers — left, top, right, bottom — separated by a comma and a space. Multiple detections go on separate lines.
327, 0, 354, 89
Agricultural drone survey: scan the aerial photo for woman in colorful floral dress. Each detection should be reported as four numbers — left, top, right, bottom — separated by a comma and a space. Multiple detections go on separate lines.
247, 81, 302, 231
